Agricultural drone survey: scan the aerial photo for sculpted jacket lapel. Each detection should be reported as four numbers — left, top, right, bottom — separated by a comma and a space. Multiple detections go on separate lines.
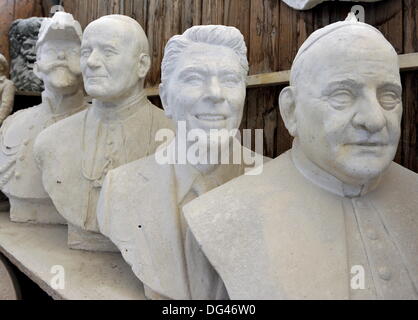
135, 162, 191, 299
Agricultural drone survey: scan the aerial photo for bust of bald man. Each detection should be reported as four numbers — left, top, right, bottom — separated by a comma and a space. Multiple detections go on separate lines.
183, 14, 418, 299
34, 15, 174, 251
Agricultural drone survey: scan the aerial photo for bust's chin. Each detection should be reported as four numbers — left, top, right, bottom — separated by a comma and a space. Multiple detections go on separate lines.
333, 159, 392, 187
85, 86, 109, 101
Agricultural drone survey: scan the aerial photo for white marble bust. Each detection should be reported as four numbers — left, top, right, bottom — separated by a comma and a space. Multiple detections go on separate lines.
282, 0, 383, 10
34, 15, 174, 251
183, 14, 418, 299
97, 25, 267, 299
0, 12, 86, 224
0, 54, 15, 125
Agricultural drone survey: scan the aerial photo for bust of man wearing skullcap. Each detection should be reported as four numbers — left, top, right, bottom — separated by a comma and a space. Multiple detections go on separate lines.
183, 14, 418, 299
34, 15, 174, 251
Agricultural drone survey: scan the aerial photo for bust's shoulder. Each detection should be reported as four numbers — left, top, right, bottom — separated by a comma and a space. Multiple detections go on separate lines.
34, 109, 87, 157
184, 151, 295, 219
109, 152, 171, 188
1, 104, 44, 132
37, 108, 87, 140
147, 101, 175, 129
383, 162, 418, 195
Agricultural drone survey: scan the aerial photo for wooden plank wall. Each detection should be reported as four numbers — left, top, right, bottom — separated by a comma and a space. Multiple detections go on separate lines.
1, 0, 417, 171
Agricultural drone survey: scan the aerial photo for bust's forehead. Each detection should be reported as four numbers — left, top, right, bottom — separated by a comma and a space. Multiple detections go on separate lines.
177, 42, 240, 66
291, 26, 399, 86
85, 17, 139, 44
84, 18, 125, 36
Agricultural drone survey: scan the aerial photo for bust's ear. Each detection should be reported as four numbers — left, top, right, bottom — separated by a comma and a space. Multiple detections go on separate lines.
137, 53, 151, 79
159, 83, 172, 119
279, 86, 297, 137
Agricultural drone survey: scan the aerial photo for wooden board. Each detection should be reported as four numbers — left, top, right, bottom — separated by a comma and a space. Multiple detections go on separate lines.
0, 211, 145, 300
143, 53, 418, 95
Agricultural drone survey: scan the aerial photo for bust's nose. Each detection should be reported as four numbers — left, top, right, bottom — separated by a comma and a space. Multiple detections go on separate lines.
57, 50, 65, 60
352, 92, 387, 133
207, 77, 225, 104
86, 49, 101, 69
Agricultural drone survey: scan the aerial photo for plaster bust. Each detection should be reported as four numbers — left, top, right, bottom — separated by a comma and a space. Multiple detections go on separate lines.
9, 17, 44, 92
0, 54, 15, 124
0, 12, 86, 224
97, 25, 267, 299
282, 0, 384, 10
34, 15, 174, 251
183, 14, 418, 299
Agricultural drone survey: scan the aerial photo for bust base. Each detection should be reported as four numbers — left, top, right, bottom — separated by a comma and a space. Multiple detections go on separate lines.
8, 196, 66, 225
0, 211, 145, 299
68, 223, 118, 252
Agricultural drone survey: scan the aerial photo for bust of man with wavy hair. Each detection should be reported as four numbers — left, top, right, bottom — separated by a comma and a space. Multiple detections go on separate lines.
97, 25, 266, 300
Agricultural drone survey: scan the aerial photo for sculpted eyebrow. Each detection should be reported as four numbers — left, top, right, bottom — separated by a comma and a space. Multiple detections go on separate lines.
219, 68, 241, 76
178, 66, 207, 77
322, 79, 362, 95
379, 82, 402, 94
100, 43, 119, 51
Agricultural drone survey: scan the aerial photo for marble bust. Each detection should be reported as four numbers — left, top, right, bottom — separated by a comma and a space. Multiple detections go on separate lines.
282, 0, 383, 10
34, 15, 174, 251
183, 14, 418, 299
0, 54, 15, 124
0, 12, 86, 224
9, 17, 44, 92
97, 25, 267, 299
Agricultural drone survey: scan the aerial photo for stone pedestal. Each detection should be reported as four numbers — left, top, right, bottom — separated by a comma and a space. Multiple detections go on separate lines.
0, 253, 20, 300
0, 211, 145, 299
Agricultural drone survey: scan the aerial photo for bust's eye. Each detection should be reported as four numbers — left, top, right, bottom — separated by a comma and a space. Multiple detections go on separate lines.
45, 48, 56, 56
67, 48, 79, 56
103, 49, 117, 57
378, 91, 400, 110
328, 89, 355, 110
184, 74, 204, 85
221, 75, 241, 86
81, 49, 91, 58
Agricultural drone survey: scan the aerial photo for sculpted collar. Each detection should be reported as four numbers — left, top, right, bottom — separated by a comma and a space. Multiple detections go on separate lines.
291, 139, 381, 198
92, 91, 148, 123
161, 138, 243, 203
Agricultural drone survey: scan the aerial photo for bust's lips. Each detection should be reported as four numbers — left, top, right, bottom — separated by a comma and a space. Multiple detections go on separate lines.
347, 141, 387, 147
86, 75, 107, 79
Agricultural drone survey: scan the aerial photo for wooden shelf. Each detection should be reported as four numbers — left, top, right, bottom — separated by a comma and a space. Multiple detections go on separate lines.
0, 211, 145, 300
144, 52, 418, 97
15, 91, 41, 97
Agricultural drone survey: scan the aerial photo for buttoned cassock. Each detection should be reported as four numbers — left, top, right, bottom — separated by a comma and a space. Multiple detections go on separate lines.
97, 139, 268, 299
34, 94, 174, 251
183, 142, 418, 300
0, 90, 86, 223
